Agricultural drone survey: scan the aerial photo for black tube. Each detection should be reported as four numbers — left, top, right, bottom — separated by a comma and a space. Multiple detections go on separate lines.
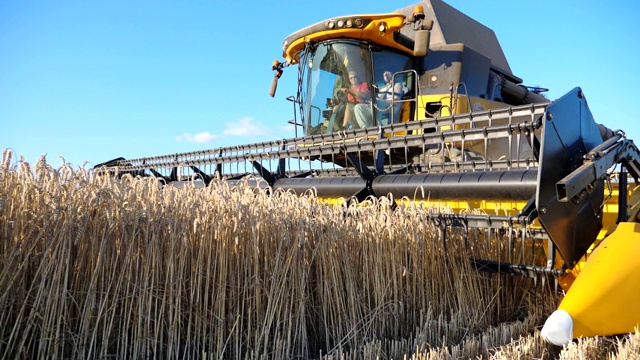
273, 170, 537, 200
274, 176, 366, 197
502, 81, 548, 105
372, 170, 537, 200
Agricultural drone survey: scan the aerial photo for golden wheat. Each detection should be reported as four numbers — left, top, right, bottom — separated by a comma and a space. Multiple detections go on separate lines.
1, 151, 638, 359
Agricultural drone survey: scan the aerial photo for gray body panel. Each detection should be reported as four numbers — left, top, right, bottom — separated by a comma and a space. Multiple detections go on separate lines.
397, 0, 517, 81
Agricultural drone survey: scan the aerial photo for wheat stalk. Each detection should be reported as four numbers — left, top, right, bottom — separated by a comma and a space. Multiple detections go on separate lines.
1, 153, 634, 359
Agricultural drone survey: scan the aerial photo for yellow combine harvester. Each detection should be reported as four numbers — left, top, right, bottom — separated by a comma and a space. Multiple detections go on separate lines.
94, 0, 640, 345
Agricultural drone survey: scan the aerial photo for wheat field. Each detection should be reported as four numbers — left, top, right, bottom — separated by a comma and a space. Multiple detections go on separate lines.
0, 150, 638, 359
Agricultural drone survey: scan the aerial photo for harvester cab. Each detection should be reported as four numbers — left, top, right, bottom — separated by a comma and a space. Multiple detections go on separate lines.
272, 1, 547, 137
94, 0, 640, 345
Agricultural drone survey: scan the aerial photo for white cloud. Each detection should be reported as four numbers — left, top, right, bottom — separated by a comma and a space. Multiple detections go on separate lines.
192, 132, 217, 143
223, 117, 273, 137
175, 132, 217, 143
175, 118, 278, 145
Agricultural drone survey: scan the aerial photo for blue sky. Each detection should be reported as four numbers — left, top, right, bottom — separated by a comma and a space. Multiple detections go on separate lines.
1, 0, 638, 168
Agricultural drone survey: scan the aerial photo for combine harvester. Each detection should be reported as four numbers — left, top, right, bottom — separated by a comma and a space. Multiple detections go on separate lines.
95, 0, 640, 346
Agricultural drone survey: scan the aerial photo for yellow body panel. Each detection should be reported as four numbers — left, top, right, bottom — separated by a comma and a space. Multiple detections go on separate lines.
396, 198, 527, 215
384, 93, 510, 137
395, 94, 513, 137
416, 94, 510, 121
321, 197, 527, 214
284, 14, 410, 64
557, 222, 640, 338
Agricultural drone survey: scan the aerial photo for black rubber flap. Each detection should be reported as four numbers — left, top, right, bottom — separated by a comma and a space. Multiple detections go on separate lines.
536, 88, 604, 267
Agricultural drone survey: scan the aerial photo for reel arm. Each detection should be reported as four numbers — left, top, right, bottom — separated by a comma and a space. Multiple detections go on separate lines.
556, 132, 640, 202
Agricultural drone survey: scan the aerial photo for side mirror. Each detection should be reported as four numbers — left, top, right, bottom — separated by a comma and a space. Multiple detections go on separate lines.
269, 60, 284, 98
413, 29, 430, 57
413, 19, 433, 57
269, 73, 281, 97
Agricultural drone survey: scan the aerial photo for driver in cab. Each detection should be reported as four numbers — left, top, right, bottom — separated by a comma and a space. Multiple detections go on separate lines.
338, 71, 371, 129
